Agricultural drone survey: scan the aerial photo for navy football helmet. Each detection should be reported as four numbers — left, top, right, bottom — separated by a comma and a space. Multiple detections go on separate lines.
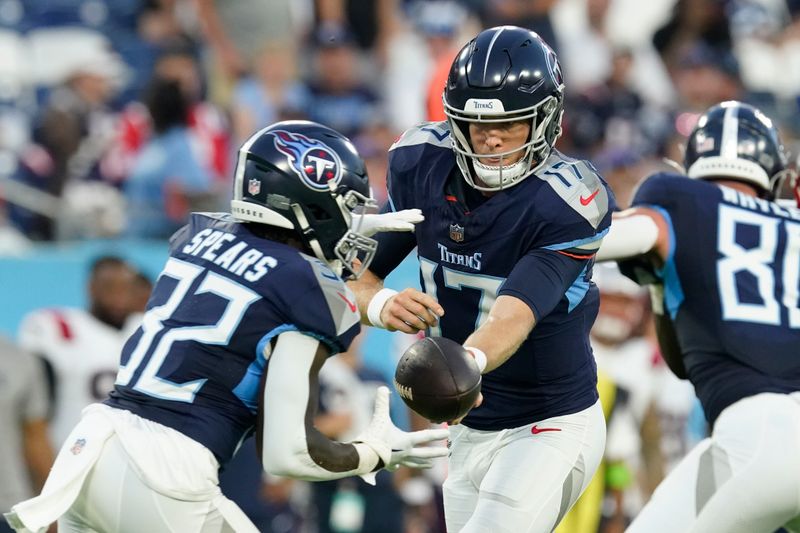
684, 101, 790, 198
443, 25, 565, 191
231, 121, 377, 278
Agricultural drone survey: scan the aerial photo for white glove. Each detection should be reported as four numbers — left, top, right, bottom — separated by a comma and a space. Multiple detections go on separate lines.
351, 209, 424, 237
356, 386, 449, 484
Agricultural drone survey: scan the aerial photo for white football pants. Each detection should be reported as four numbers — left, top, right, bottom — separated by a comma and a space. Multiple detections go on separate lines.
628, 392, 800, 533
60, 433, 256, 533
443, 400, 606, 533
6, 405, 257, 533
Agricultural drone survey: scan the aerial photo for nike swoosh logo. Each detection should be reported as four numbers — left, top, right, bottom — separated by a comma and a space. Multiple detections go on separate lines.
337, 292, 357, 313
579, 189, 600, 206
531, 425, 562, 435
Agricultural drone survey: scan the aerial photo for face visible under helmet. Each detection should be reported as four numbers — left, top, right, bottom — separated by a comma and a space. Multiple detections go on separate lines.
443, 25, 565, 192
230, 120, 377, 279
684, 101, 791, 199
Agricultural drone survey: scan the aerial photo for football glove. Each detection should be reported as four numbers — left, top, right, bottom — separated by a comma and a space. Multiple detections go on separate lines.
355, 386, 448, 484
351, 209, 424, 237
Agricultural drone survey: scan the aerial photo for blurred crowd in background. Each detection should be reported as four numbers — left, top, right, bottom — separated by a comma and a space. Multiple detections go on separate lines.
1, 0, 799, 532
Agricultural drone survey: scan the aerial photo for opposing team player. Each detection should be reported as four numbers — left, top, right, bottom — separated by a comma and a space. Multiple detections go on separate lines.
5, 121, 447, 533
349, 26, 613, 532
17, 256, 139, 448
597, 101, 800, 533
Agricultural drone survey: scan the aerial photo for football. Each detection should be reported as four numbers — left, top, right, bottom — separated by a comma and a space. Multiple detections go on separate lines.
394, 336, 482, 423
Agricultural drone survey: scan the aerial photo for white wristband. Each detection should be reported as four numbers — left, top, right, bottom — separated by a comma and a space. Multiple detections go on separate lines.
353, 442, 382, 486
464, 346, 487, 373
367, 288, 398, 328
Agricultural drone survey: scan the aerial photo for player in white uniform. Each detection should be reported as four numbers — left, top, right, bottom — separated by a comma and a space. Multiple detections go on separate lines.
17, 256, 139, 447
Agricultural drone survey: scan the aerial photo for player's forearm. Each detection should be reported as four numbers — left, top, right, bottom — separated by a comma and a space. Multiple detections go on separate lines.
260, 332, 380, 481
263, 432, 379, 482
302, 430, 378, 479
463, 295, 535, 373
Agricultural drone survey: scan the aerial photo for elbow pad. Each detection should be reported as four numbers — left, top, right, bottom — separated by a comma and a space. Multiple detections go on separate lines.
260, 331, 379, 481
595, 214, 659, 262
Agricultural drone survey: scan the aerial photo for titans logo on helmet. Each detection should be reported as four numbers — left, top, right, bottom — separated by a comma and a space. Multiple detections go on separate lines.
543, 45, 563, 87
271, 130, 343, 191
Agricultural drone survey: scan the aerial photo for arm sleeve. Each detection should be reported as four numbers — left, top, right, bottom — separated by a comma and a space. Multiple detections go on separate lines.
617, 173, 681, 285
499, 249, 592, 321
260, 331, 379, 480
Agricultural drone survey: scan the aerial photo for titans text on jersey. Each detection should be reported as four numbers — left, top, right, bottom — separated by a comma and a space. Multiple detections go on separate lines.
371, 122, 615, 430
106, 212, 361, 464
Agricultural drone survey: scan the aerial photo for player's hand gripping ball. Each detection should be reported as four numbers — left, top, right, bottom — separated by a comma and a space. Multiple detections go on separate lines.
394, 337, 482, 423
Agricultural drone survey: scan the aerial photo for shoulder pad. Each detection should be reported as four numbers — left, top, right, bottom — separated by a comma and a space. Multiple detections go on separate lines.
536, 152, 610, 229
298, 255, 360, 337
390, 121, 451, 151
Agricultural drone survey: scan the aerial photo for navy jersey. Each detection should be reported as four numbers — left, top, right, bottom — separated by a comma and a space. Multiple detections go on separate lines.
106, 213, 361, 464
372, 122, 614, 430
630, 173, 800, 424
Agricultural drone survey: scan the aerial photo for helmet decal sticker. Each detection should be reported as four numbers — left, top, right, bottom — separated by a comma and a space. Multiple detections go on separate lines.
271, 130, 343, 191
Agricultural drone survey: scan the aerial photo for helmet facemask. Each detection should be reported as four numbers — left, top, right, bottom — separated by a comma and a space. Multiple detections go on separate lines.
333, 189, 378, 279
292, 186, 378, 280
770, 166, 800, 208
445, 93, 563, 192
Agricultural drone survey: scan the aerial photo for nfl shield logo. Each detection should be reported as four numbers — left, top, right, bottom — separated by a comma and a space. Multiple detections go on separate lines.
696, 135, 715, 153
70, 438, 86, 455
449, 223, 465, 243
248, 178, 261, 196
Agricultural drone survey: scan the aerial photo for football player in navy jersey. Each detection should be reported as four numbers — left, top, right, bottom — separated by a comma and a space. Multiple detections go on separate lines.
5, 121, 447, 533
596, 101, 800, 533
349, 26, 614, 532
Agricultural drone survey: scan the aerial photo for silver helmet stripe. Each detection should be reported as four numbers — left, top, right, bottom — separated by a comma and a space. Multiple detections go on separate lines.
482, 27, 505, 84
720, 104, 739, 159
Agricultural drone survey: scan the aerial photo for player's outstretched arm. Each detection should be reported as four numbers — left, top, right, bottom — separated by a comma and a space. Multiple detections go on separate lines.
259, 330, 447, 483
595, 208, 670, 263
462, 295, 536, 374
349, 269, 443, 333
